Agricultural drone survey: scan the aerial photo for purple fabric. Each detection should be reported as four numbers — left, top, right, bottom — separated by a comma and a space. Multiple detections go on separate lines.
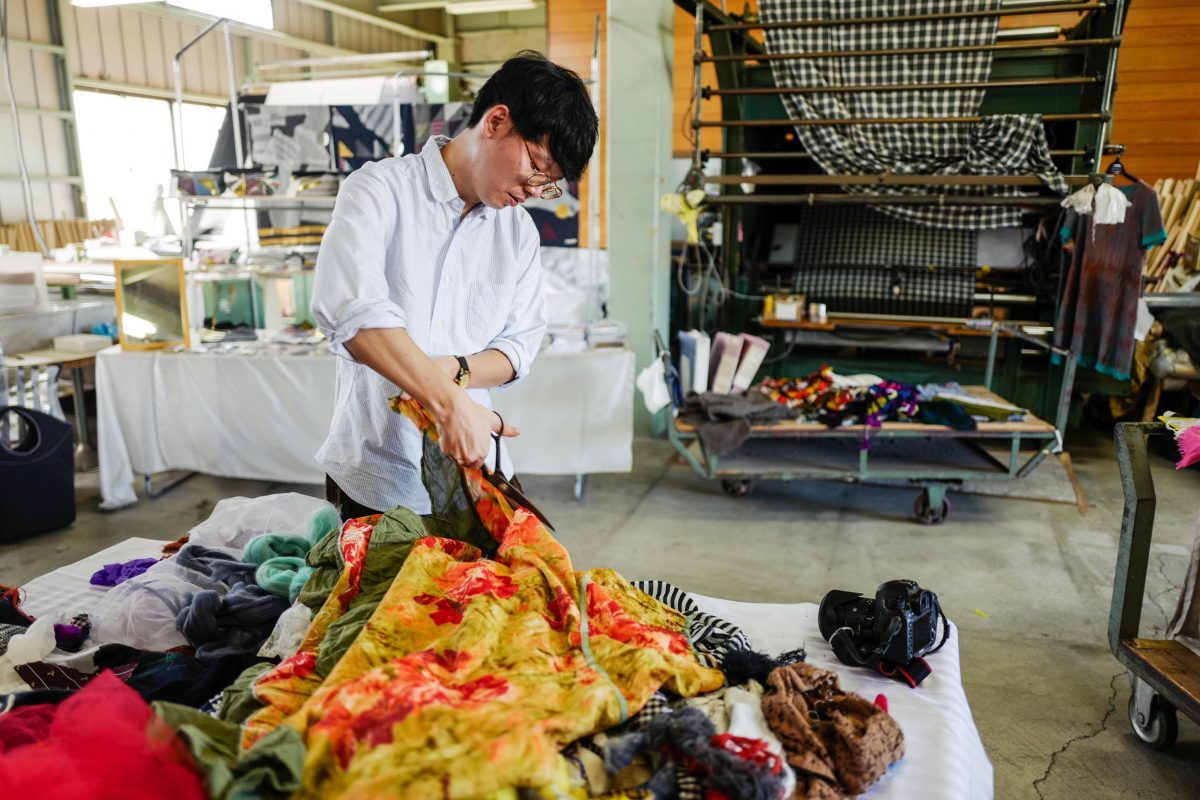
89, 558, 159, 587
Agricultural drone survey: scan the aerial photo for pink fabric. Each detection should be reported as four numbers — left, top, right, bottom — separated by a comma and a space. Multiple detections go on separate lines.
0, 671, 206, 800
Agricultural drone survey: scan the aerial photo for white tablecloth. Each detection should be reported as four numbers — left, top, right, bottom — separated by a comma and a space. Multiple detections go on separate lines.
97, 345, 634, 509
19, 538, 992, 799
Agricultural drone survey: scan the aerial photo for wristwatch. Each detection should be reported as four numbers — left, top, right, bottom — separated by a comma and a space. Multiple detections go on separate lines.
453, 355, 471, 388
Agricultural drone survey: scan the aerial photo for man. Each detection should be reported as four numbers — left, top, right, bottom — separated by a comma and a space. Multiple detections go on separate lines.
312, 51, 598, 520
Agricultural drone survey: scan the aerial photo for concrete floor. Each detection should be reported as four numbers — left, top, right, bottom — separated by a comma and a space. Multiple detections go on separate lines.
3, 425, 1199, 798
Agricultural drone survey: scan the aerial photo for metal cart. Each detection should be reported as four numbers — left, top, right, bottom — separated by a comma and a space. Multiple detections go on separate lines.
1111, 422, 1200, 750
658, 322, 1075, 524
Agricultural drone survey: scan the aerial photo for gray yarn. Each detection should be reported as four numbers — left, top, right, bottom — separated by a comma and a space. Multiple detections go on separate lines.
641, 706, 785, 800
176, 544, 259, 587
175, 583, 289, 661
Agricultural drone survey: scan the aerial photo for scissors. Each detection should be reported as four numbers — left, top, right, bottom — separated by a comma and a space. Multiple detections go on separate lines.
479, 413, 556, 531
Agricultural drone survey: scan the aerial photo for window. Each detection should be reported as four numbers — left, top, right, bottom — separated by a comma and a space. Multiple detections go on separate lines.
73, 91, 225, 235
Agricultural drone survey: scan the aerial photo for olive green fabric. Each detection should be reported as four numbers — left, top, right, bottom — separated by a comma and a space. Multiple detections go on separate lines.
154, 701, 305, 800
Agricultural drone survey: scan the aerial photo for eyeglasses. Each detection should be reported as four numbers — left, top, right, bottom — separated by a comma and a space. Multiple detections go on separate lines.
524, 143, 562, 200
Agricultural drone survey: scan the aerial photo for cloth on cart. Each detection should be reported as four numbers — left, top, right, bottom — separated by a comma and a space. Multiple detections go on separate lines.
1167, 510, 1200, 659
683, 391, 801, 456
758, 0, 1067, 230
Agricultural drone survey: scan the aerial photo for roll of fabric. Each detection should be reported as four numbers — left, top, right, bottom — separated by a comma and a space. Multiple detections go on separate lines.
242, 534, 311, 566
177, 544, 258, 587
255, 558, 314, 604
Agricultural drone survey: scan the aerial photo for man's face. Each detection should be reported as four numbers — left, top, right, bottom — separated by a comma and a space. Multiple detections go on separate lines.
477, 105, 564, 210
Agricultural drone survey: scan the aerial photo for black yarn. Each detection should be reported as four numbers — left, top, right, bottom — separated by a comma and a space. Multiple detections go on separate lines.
641, 706, 785, 800
721, 647, 806, 687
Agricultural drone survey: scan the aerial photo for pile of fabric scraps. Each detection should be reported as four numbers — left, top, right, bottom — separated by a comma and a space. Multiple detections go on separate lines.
0, 495, 341, 708
757, 369, 1029, 432
1, 399, 909, 799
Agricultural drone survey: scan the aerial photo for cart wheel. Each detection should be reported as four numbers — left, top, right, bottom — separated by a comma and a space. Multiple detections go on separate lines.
913, 493, 950, 525
721, 478, 755, 498
1128, 693, 1179, 750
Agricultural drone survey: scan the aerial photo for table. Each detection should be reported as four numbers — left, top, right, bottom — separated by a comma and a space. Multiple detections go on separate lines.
97, 344, 634, 510
3, 347, 100, 469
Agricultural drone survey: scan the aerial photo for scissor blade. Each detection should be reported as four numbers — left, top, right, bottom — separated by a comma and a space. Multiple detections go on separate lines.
483, 472, 556, 531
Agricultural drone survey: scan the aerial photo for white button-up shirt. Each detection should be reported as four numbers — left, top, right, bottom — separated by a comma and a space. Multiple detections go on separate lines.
311, 136, 546, 513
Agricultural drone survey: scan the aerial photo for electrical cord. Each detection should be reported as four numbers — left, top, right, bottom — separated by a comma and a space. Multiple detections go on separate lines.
0, 0, 50, 256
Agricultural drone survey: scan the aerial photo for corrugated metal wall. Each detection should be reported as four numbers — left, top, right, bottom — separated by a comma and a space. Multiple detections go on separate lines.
67, 0, 433, 99
0, 0, 440, 225
0, 0, 77, 223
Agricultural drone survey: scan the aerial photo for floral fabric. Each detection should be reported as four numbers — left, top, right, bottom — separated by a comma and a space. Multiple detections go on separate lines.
240, 399, 725, 798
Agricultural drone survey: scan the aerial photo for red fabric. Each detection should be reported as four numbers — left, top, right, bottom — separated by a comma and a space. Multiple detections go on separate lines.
0, 671, 206, 800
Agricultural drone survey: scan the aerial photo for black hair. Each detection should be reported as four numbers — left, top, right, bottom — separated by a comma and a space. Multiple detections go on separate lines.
468, 51, 598, 183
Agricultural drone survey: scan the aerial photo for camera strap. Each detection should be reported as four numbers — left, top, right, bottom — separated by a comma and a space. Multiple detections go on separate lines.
876, 657, 932, 688
875, 606, 950, 688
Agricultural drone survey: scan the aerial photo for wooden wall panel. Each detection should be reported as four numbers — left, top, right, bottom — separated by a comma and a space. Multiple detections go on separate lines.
1110, 0, 1200, 181
546, 0, 605, 248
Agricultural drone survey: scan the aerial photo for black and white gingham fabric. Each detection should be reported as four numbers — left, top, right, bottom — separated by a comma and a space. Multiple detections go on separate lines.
631, 580, 753, 668
780, 205, 977, 267
758, 0, 1069, 230
790, 264, 976, 317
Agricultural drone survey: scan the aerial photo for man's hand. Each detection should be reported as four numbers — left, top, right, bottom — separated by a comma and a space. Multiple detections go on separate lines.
436, 392, 520, 469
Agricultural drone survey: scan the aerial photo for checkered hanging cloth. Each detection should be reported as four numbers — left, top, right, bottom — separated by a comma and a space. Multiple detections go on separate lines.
758, 0, 1070, 230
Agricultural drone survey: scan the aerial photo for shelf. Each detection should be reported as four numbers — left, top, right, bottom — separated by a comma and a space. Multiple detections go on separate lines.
179, 196, 337, 208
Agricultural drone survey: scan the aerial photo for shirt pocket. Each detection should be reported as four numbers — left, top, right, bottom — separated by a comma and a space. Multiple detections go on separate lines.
465, 279, 517, 344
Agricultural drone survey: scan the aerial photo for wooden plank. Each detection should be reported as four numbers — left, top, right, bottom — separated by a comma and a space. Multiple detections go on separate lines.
760, 316, 1000, 338
1122, 639, 1200, 710
548, 0, 605, 248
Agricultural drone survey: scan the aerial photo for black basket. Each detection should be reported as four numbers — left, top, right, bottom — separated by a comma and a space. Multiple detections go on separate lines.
0, 407, 75, 541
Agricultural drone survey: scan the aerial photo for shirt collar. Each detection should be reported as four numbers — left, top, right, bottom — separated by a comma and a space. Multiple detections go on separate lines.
421, 135, 495, 220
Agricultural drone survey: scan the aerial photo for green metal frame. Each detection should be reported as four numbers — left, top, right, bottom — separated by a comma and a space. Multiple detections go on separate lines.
658, 323, 1073, 511
674, 0, 1134, 405
1110, 422, 1200, 725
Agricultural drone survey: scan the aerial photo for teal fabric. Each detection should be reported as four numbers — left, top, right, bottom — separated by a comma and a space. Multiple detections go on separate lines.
242, 534, 310, 565
307, 505, 341, 548
255, 557, 314, 602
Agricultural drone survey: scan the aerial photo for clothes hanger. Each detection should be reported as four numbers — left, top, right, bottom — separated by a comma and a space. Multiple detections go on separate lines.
1106, 154, 1139, 183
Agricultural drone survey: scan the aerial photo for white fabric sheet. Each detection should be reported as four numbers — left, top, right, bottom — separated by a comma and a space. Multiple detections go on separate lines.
97, 344, 634, 509
693, 595, 993, 800
493, 348, 634, 475
19, 537, 170, 620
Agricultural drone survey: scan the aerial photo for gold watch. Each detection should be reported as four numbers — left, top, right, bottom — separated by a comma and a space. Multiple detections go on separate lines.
453, 356, 471, 388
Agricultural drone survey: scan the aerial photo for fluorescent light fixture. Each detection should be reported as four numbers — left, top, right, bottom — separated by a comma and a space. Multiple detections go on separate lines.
445, 0, 536, 14
70, 0, 274, 30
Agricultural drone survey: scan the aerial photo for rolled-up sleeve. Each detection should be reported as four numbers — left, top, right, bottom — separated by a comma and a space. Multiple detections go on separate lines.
311, 169, 406, 361
489, 219, 547, 388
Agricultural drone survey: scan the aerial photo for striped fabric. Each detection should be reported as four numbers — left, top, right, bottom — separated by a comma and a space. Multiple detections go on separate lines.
311, 136, 547, 514
631, 580, 753, 668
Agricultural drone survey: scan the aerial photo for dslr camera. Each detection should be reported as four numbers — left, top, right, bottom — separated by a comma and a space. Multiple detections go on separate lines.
818, 579, 946, 668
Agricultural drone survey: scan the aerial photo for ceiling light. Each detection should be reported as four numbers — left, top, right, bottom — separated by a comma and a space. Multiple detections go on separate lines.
444, 0, 536, 15
69, 0, 274, 30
